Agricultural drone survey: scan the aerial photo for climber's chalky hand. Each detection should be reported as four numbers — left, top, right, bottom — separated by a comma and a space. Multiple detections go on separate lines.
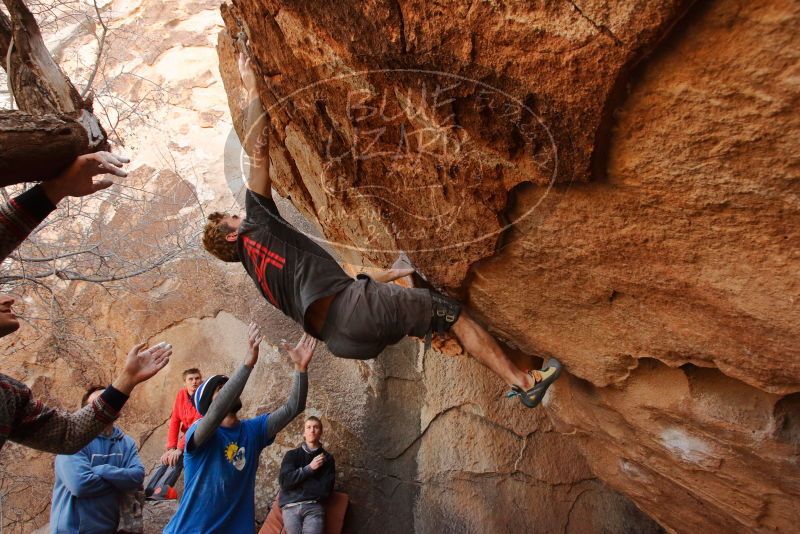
238, 52, 258, 93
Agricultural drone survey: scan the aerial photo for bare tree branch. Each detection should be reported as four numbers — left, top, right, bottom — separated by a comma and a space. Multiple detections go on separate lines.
0, 9, 15, 108
4, 38, 12, 108
14, 245, 100, 262
0, 111, 88, 184
2, 0, 83, 113
80, 0, 105, 99
0, 8, 13, 68
0, 0, 108, 179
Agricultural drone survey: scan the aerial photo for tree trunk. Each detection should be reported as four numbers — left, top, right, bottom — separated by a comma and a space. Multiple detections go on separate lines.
0, 0, 108, 184
1, 0, 87, 114
0, 111, 90, 184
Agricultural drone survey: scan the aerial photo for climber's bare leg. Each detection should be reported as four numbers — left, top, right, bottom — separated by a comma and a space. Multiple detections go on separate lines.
372, 267, 414, 284
450, 310, 536, 390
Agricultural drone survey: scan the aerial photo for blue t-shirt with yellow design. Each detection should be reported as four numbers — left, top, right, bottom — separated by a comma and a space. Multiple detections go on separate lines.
163, 414, 272, 534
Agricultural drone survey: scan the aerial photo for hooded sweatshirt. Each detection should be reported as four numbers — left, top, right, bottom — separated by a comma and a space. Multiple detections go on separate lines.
51, 427, 144, 534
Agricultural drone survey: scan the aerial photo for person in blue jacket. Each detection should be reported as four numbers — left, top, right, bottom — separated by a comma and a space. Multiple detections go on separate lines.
50, 386, 145, 534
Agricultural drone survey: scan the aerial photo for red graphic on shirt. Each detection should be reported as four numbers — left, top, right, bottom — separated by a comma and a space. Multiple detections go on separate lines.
242, 236, 285, 306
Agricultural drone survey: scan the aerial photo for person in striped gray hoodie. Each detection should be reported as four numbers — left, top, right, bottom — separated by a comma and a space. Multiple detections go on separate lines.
0, 152, 171, 454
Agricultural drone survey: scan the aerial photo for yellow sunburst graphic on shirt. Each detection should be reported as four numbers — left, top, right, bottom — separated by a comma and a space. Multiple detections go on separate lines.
225, 442, 240, 462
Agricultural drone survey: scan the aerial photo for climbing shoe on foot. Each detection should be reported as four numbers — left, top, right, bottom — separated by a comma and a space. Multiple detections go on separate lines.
506, 358, 562, 408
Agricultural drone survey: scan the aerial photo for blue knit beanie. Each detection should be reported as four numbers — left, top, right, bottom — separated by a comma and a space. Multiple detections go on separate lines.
193, 374, 229, 416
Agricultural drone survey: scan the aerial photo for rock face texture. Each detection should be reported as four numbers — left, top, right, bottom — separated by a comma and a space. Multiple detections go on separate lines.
1, 0, 797, 532
218, 0, 697, 288
0, 0, 659, 532
217, 0, 800, 532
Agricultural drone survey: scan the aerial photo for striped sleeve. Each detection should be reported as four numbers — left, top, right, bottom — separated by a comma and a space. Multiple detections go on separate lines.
0, 185, 57, 262
8, 382, 129, 455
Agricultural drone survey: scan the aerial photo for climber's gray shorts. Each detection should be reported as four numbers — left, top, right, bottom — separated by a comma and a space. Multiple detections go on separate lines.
321, 275, 434, 360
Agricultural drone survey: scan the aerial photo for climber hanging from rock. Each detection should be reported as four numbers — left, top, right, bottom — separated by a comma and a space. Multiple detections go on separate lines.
202, 50, 561, 408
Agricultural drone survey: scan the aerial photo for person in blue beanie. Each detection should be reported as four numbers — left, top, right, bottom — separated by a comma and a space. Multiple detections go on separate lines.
163, 323, 316, 534
50, 386, 145, 534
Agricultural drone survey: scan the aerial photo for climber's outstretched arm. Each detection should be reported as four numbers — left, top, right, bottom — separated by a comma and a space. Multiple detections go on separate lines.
238, 52, 271, 199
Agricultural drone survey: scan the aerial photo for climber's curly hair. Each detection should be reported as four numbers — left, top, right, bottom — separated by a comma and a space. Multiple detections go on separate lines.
203, 212, 239, 263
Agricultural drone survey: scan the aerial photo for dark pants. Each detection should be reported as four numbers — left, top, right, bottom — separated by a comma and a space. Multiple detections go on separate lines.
282, 502, 324, 534
144, 457, 183, 498
321, 275, 433, 359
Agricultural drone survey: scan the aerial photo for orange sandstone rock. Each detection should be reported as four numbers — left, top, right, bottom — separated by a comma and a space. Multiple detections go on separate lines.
218, 0, 800, 531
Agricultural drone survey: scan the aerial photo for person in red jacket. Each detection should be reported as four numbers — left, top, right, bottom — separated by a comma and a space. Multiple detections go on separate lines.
161, 368, 203, 466
145, 368, 203, 500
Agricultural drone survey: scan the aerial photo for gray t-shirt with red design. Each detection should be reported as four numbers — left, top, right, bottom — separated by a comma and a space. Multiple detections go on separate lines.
236, 190, 353, 335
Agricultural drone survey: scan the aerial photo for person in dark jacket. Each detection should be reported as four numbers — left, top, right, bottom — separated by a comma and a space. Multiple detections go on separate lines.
50, 386, 145, 534
278, 416, 335, 534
